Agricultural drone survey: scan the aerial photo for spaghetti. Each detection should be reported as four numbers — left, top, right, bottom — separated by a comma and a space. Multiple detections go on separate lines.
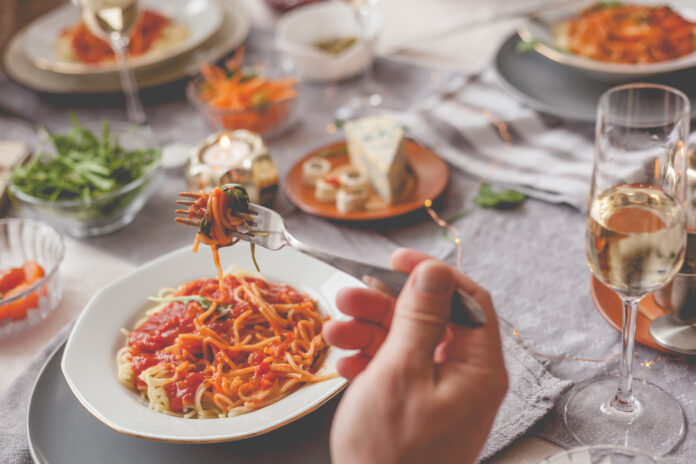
116, 268, 335, 418
57, 9, 188, 64
557, 3, 696, 64
177, 184, 258, 292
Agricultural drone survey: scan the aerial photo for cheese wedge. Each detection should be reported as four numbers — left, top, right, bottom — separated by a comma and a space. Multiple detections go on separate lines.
344, 115, 407, 204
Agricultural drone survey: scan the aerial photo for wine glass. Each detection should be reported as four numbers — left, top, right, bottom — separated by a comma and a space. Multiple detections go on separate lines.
75, 0, 147, 124
335, 0, 384, 121
565, 84, 690, 455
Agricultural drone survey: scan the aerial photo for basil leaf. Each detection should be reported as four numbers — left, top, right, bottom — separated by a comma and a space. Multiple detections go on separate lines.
474, 183, 526, 209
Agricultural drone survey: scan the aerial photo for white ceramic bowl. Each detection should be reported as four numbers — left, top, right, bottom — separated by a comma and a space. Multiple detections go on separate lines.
517, 0, 696, 82
62, 244, 354, 442
275, 1, 384, 83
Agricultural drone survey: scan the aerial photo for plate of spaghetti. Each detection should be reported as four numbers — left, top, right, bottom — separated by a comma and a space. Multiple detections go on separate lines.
23, 0, 223, 75
517, 0, 696, 81
61, 244, 354, 442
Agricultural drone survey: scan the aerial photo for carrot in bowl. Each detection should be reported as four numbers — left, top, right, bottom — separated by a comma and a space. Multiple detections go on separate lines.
193, 47, 298, 133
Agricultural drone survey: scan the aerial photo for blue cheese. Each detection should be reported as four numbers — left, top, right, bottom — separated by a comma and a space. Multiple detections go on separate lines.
344, 115, 407, 204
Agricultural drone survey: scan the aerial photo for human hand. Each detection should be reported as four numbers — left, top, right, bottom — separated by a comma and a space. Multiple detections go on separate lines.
323, 248, 508, 464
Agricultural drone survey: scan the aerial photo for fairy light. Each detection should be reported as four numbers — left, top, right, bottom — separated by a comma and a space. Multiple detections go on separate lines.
424, 199, 462, 269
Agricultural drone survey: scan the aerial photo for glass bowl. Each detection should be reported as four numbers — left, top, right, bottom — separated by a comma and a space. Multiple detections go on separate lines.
538, 446, 665, 463
8, 122, 161, 238
186, 57, 299, 136
0, 219, 65, 339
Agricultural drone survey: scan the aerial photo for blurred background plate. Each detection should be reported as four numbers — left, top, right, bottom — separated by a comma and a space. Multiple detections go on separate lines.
284, 139, 449, 221
3, 0, 249, 94
23, 0, 223, 75
517, 0, 696, 82
494, 34, 696, 123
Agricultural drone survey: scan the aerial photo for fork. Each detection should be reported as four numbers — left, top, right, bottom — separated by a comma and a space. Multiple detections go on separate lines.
176, 198, 486, 327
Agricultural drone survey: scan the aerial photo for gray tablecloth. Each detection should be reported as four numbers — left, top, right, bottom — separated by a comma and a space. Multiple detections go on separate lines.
1, 27, 693, 463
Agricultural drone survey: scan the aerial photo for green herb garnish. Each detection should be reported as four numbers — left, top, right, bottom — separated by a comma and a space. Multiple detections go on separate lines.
474, 183, 526, 209
593, 1, 621, 10
516, 39, 540, 53
10, 114, 159, 217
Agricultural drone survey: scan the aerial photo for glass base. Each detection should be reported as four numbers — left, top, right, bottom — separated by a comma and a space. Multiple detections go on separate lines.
563, 375, 685, 456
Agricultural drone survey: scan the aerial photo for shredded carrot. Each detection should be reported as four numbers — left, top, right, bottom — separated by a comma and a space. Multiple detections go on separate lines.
195, 46, 298, 133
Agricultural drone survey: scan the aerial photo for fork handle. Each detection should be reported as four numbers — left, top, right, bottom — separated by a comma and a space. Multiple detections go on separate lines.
294, 247, 486, 327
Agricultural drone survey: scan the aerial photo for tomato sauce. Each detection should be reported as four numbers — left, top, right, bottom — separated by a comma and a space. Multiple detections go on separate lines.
163, 372, 205, 412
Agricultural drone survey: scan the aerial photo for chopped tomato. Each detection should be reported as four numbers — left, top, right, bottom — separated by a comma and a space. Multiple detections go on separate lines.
0, 267, 24, 293
3, 282, 39, 321
23, 261, 45, 282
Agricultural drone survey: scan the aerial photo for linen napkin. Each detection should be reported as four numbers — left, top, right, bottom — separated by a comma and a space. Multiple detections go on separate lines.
401, 71, 596, 211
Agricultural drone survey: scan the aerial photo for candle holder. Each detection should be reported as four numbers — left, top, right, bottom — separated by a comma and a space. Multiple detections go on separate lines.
186, 130, 279, 207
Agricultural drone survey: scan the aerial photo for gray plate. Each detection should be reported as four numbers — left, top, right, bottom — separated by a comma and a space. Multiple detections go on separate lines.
494, 34, 696, 123
27, 343, 337, 464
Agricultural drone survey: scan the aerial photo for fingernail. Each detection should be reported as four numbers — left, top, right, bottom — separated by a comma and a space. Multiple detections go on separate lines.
415, 261, 452, 295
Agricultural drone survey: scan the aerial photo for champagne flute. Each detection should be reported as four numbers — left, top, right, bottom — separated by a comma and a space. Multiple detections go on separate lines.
564, 84, 690, 455
76, 0, 147, 124
335, 0, 384, 121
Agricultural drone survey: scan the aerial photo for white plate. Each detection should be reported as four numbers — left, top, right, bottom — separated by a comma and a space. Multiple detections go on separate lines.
24, 0, 223, 75
518, 0, 696, 82
4, 0, 249, 93
61, 245, 354, 442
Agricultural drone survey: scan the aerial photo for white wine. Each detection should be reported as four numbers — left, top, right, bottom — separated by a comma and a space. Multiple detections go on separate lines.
79, 0, 139, 40
586, 185, 686, 298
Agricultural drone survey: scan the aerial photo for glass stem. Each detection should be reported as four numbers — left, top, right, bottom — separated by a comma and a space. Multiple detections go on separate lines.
356, 7, 380, 106
111, 36, 147, 125
613, 297, 639, 413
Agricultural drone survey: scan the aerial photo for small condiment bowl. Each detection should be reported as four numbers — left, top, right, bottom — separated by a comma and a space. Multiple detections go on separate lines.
275, 1, 384, 83
0, 218, 65, 339
186, 54, 300, 136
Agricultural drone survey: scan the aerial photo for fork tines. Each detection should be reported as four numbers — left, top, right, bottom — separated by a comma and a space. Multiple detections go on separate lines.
178, 192, 203, 199
175, 217, 201, 227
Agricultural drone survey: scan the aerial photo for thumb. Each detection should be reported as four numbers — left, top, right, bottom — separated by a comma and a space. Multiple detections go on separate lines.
381, 259, 454, 366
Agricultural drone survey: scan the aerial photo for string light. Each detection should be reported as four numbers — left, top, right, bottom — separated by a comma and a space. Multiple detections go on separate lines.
424, 199, 462, 269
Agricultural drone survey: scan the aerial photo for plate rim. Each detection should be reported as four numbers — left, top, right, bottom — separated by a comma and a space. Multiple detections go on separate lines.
283, 138, 450, 221
26, 341, 68, 464
2, 0, 250, 94
23, 0, 224, 76
493, 34, 596, 123
60, 245, 353, 443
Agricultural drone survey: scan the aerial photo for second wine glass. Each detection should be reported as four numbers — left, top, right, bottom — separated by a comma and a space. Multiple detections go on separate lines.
77, 0, 147, 124
565, 84, 690, 455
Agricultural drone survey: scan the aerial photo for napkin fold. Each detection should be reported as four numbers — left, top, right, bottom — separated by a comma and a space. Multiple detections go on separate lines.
480, 330, 573, 461
401, 72, 596, 211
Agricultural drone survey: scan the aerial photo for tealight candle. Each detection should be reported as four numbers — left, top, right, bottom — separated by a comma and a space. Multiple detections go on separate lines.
201, 134, 251, 169
187, 130, 279, 206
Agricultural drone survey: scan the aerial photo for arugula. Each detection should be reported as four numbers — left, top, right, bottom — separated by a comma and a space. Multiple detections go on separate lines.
595, 1, 622, 8
10, 114, 159, 214
474, 183, 526, 209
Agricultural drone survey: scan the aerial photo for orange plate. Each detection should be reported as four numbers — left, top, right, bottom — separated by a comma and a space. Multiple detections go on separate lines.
283, 139, 449, 221
590, 276, 676, 354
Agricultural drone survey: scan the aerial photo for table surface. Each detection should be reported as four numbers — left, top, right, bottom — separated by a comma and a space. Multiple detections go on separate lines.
0, 0, 591, 461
